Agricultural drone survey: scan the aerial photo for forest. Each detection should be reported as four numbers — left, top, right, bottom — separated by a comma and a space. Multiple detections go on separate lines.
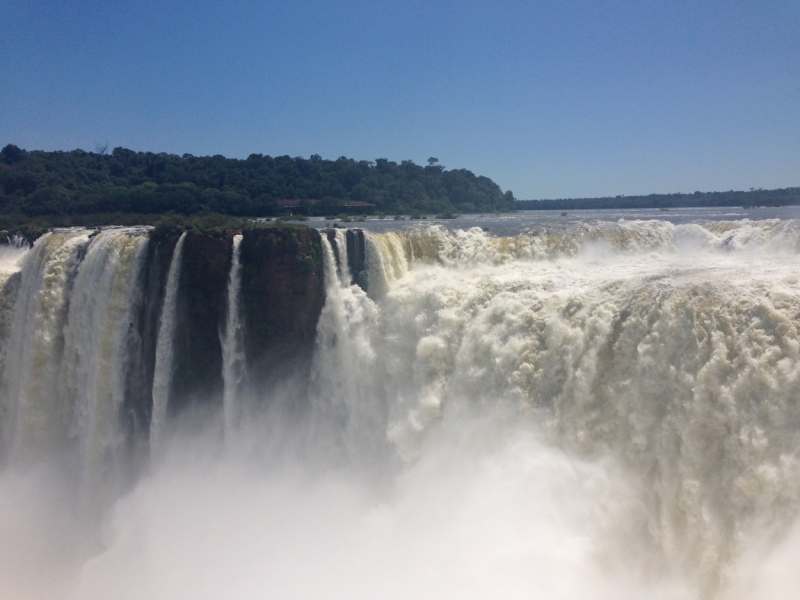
0, 144, 516, 229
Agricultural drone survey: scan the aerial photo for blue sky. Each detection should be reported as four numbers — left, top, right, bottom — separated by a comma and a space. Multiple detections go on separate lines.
1, 0, 797, 199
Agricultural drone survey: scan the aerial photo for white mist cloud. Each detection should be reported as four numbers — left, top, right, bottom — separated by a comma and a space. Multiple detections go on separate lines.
43, 409, 690, 600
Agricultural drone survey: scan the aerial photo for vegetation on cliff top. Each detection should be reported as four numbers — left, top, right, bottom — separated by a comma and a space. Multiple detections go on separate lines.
0, 144, 516, 227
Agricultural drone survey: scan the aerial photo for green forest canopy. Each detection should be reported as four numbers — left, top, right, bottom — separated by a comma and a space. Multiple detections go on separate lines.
0, 144, 516, 222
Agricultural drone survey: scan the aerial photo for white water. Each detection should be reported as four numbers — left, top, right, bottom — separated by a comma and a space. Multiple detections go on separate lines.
310, 235, 384, 463
222, 234, 244, 439
150, 232, 186, 455
0, 236, 30, 410
2, 230, 93, 461
1, 228, 149, 475
334, 228, 352, 286
59, 229, 149, 500
308, 220, 800, 596
3, 219, 800, 599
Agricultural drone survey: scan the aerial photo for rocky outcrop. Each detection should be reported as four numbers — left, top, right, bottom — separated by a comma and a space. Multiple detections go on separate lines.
170, 230, 234, 413
138, 225, 324, 416
346, 229, 367, 290
239, 226, 324, 387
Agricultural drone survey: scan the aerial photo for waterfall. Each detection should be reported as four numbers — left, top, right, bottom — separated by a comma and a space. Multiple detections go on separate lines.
3, 218, 800, 598
333, 228, 351, 286
150, 232, 187, 454
1, 228, 149, 484
58, 229, 149, 496
344, 221, 800, 590
321, 227, 352, 286
2, 230, 92, 461
310, 235, 383, 462
363, 230, 409, 299
0, 237, 29, 405
222, 234, 244, 439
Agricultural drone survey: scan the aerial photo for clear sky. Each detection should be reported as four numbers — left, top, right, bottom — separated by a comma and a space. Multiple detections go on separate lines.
1, 0, 797, 199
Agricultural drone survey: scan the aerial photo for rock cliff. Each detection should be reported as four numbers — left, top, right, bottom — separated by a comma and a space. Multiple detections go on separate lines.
239, 226, 324, 388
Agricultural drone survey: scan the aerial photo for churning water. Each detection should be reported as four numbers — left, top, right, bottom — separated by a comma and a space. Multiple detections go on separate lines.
2, 215, 800, 599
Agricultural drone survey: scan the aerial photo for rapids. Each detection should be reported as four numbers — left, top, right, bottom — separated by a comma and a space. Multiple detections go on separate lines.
1, 217, 800, 599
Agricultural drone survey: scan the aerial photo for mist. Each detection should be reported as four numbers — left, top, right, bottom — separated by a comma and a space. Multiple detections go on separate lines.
3, 403, 800, 600
0, 405, 681, 600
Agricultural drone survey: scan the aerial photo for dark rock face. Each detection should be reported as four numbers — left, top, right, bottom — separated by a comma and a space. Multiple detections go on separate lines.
123, 231, 180, 441
346, 229, 367, 290
239, 226, 324, 387
116, 231, 177, 475
170, 230, 234, 413
112, 225, 325, 432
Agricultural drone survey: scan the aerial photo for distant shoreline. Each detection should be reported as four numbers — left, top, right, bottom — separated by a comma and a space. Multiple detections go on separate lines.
516, 187, 799, 211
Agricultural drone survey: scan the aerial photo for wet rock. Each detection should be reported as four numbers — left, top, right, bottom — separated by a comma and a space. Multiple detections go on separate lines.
239, 225, 324, 388
170, 230, 233, 413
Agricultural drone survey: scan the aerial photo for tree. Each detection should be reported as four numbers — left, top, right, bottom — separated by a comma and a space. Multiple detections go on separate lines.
1, 144, 24, 164
0, 146, 519, 219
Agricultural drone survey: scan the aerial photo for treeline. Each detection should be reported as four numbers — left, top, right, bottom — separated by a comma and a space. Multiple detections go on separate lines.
517, 188, 800, 211
0, 144, 515, 225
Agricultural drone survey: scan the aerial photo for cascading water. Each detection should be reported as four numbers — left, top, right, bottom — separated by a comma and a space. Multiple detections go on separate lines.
0, 236, 30, 405
1, 228, 150, 477
3, 217, 800, 599
149, 232, 186, 455
347, 220, 800, 593
222, 234, 245, 439
2, 230, 93, 461
363, 229, 409, 299
333, 228, 351, 286
58, 229, 149, 499
310, 235, 384, 463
